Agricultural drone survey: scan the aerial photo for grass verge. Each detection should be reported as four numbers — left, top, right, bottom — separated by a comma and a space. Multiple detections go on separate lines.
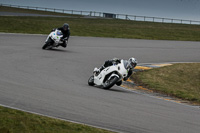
0, 106, 114, 133
0, 16, 200, 41
131, 63, 200, 104
1, 5, 200, 41
0, 6, 81, 17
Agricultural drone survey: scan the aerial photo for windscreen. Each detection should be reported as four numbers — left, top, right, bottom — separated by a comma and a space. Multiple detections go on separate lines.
56, 31, 63, 36
123, 60, 131, 70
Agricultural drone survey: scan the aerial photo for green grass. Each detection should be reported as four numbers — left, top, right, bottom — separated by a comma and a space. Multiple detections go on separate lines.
0, 6, 81, 17
0, 16, 200, 41
1, 5, 200, 41
0, 106, 114, 133
131, 63, 200, 104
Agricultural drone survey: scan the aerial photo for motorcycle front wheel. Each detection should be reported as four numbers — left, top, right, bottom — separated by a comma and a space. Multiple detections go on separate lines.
88, 76, 95, 86
103, 76, 119, 90
42, 38, 53, 50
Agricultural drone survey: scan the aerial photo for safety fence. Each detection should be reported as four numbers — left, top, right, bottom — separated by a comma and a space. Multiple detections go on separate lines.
1, 3, 200, 25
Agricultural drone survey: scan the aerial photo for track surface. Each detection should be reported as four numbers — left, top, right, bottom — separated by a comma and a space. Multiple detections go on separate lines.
0, 33, 200, 133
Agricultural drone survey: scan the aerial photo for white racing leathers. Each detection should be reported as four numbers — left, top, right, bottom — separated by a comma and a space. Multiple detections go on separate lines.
88, 60, 129, 90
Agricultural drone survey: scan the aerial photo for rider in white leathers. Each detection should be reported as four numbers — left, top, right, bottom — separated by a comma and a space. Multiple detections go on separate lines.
97, 57, 137, 82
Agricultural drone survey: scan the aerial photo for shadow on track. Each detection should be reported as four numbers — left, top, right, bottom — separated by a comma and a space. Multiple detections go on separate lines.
88, 85, 133, 94
108, 88, 131, 93
42, 48, 76, 53
47, 48, 67, 52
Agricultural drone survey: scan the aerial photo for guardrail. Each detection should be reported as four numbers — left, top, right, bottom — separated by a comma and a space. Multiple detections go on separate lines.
1, 3, 200, 25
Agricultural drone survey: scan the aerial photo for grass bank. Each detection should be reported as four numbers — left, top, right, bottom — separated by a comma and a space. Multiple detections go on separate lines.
0, 106, 114, 133
0, 16, 200, 41
131, 63, 200, 104
0, 6, 80, 17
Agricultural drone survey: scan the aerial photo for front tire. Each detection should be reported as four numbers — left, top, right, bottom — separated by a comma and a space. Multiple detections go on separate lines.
42, 38, 53, 49
103, 76, 119, 90
88, 76, 95, 86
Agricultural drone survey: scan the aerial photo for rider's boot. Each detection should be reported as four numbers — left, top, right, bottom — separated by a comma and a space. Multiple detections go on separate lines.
60, 41, 67, 48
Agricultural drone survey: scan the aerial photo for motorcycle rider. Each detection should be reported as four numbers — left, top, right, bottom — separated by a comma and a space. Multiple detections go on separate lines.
52, 23, 70, 48
96, 57, 137, 82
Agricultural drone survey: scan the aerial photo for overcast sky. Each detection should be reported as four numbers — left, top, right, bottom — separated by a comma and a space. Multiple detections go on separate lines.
1, 0, 200, 21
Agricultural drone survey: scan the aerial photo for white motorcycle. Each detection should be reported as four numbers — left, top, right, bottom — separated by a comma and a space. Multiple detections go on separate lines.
42, 29, 68, 50
88, 60, 129, 90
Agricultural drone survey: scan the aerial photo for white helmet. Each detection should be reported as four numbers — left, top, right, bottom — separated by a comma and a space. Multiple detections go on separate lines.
128, 57, 137, 69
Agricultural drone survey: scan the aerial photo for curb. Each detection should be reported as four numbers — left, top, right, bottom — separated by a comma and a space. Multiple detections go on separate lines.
124, 63, 200, 107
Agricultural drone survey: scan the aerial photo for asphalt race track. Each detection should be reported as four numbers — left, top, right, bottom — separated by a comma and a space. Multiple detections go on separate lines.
0, 33, 200, 133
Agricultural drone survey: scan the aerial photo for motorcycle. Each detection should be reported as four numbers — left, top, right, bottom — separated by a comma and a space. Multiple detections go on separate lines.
88, 60, 128, 90
42, 29, 68, 50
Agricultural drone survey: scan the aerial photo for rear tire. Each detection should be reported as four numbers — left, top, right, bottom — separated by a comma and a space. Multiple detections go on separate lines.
116, 80, 122, 86
88, 76, 95, 86
103, 76, 119, 90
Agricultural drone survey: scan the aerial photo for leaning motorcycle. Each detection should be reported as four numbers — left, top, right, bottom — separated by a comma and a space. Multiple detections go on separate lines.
42, 29, 67, 50
88, 60, 129, 90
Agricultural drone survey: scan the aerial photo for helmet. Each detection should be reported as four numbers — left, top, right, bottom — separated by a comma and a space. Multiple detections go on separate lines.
128, 57, 137, 69
63, 23, 69, 31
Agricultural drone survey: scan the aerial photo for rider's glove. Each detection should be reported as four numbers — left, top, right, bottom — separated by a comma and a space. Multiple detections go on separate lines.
93, 68, 100, 76
62, 37, 68, 41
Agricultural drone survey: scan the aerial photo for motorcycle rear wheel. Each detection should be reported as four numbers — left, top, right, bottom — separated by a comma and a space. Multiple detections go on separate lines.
103, 76, 119, 90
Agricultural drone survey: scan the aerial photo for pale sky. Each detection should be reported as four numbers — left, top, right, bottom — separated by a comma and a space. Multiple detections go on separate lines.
1, 0, 200, 21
